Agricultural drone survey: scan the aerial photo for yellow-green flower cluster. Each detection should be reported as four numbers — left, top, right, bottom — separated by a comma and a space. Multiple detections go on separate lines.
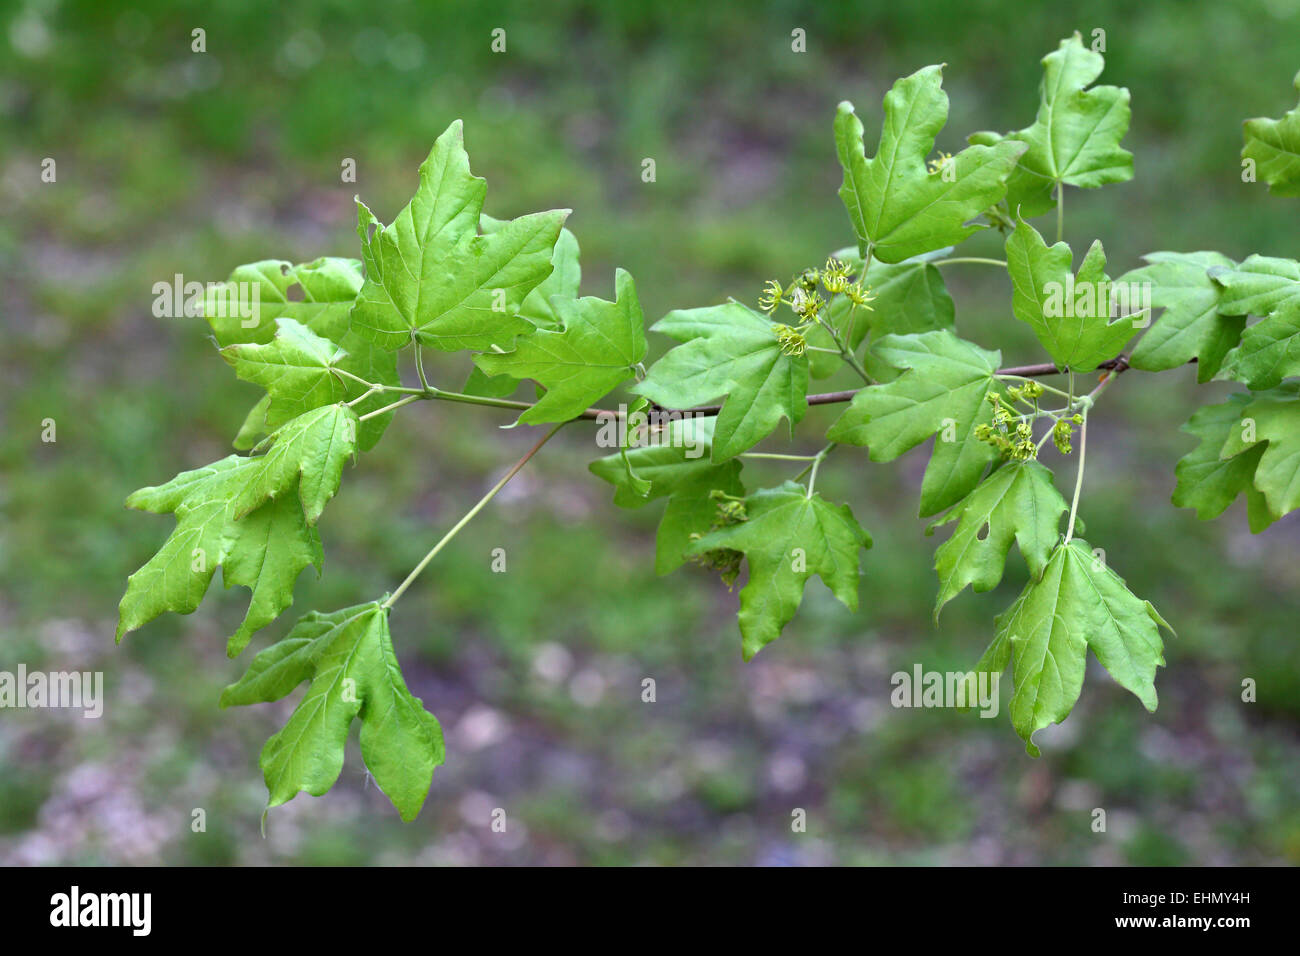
757, 257, 874, 320
1052, 414, 1084, 454
975, 391, 1037, 461
821, 256, 852, 294
772, 323, 808, 356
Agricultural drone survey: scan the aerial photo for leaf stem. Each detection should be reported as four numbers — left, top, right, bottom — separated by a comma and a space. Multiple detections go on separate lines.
414, 340, 431, 392
343, 352, 1145, 427
819, 313, 874, 385
358, 394, 423, 421
381, 423, 565, 609
334, 368, 425, 395
801, 443, 836, 497
932, 257, 1008, 268
1056, 182, 1065, 243
742, 452, 820, 462
1064, 412, 1087, 543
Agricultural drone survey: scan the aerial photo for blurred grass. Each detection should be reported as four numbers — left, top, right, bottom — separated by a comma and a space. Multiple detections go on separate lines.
2, 0, 1299, 864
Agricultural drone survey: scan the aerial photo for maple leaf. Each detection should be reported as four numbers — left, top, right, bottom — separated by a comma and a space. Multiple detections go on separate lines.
979, 539, 1171, 755
202, 257, 365, 347
1172, 392, 1275, 531
220, 602, 444, 821
931, 461, 1067, 617
827, 330, 1001, 516
1005, 218, 1140, 372
202, 258, 399, 450
349, 121, 569, 352
1242, 70, 1300, 197
635, 302, 809, 462
118, 404, 358, 653
1216, 383, 1300, 521
474, 269, 646, 423
116, 456, 322, 656
222, 318, 396, 450
479, 214, 581, 331
232, 404, 358, 524
589, 417, 745, 574
978, 33, 1133, 217
1119, 251, 1243, 382
688, 482, 871, 660
461, 219, 583, 399
1214, 257, 1300, 389
835, 66, 1026, 263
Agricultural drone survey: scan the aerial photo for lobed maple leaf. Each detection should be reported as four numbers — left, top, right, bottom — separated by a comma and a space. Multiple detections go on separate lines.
635, 302, 809, 462
350, 121, 569, 353
221, 602, 444, 821
687, 481, 871, 660
474, 269, 646, 424
835, 66, 1025, 263
977, 539, 1170, 756
828, 329, 1002, 516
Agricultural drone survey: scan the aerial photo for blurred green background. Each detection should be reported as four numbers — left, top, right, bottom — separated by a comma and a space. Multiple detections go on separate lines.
3, 0, 1299, 865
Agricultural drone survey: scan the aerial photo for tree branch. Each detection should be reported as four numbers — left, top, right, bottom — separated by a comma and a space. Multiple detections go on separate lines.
403, 352, 1164, 423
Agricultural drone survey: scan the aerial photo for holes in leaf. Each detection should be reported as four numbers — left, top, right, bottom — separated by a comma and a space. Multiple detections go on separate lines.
976, 522, 991, 541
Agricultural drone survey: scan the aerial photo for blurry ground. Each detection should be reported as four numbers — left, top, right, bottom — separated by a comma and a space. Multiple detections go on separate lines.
2, 1, 1299, 864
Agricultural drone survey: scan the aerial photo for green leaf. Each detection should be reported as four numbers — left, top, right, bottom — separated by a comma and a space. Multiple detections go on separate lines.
997, 33, 1134, 217
474, 269, 646, 424
1219, 302, 1300, 390
119, 404, 356, 652
589, 416, 734, 506
233, 394, 272, 451
827, 330, 1001, 516
221, 318, 395, 451
1005, 218, 1139, 372
635, 302, 809, 461
932, 461, 1067, 617
117, 456, 323, 656
687, 482, 871, 660
233, 404, 358, 525
481, 215, 581, 330
1212, 257, 1300, 389
1172, 392, 1271, 528
1242, 70, 1300, 197
1211, 255, 1300, 317
589, 417, 745, 574
350, 121, 569, 352
807, 247, 956, 378
1217, 383, 1300, 519
835, 66, 1026, 262
201, 257, 365, 348
220, 603, 444, 821
203, 259, 399, 450
1120, 252, 1242, 382
990, 539, 1170, 756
